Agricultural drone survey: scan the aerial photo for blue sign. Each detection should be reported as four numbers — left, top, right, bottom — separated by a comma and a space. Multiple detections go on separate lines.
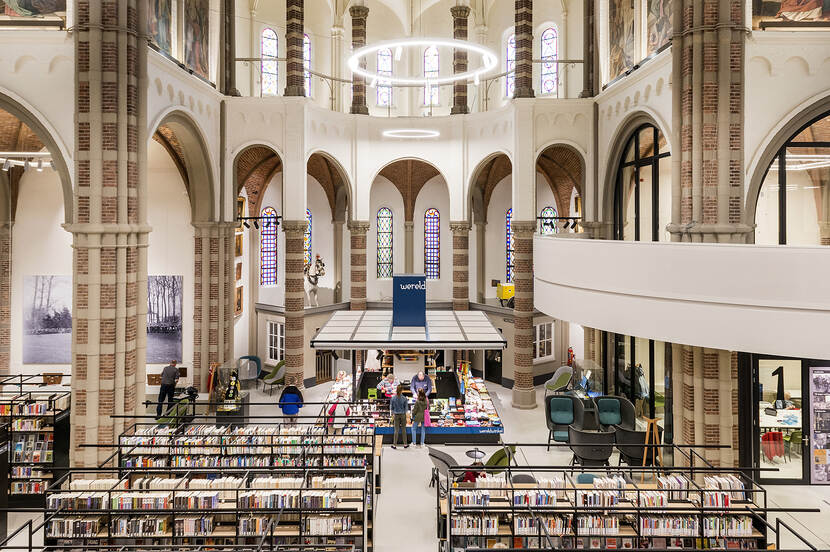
392, 274, 426, 327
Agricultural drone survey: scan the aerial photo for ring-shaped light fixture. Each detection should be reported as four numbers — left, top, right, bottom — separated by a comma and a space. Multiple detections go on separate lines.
348, 38, 498, 86
382, 129, 440, 139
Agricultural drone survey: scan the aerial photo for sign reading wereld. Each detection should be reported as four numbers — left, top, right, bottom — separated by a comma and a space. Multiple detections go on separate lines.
392, 274, 426, 327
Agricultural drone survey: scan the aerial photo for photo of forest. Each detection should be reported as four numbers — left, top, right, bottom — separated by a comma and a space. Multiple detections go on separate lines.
23, 275, 71, 364
147, 275, 183, 364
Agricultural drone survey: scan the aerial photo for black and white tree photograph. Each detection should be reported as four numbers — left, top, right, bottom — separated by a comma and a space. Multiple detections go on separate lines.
147, 275, 183, 363
23, 275, 72, 364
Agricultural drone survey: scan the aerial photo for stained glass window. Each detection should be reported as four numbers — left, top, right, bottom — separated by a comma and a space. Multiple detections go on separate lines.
424, 208, 440, 279
377, 47, 393, 107
423, 46, 439, 106
260, 206, 278, 286
303, 34, 312, 97
304, 209, 312, 266
540, 206, 558, 235
261, 28, 278, 96
506, 208, 514, 283
376, 207, 393, 278
541, 27, 559, 96
506, 34, 516, 98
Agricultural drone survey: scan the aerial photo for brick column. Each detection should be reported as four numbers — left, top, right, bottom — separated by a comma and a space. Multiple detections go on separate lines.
349, 5, 370, 115
220, 0, 239, 96
450, 5, 471, 115
348, 221, 369, 310
71, 0, 148, 467
579, 0, 595, 98
669, 0, 748, 243
283, 220, 306, 387
511, 221, 535, 408
513, 0, 534, 98
673, 345, 738, 468
0, 224, 10, 375
450, 222, 470, 310
284, 0, 305, 96
193, 223, 236, 391
474, 220, 486, 302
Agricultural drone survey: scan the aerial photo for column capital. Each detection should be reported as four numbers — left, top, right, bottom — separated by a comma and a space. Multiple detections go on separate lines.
64, 222, 153, 235
347, 220, 370, 233
349, 4, 369, 19
510, 220, 536, 236
450, 5, 471, 19
282, 219, 308, 233
449, 221, 471, 233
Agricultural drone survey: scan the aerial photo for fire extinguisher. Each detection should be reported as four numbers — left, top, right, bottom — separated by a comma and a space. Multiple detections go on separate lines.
567, 347, 574, 366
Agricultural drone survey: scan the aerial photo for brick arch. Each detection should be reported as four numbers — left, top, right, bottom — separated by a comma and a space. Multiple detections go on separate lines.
377, 158, 442, 222
307, 152, 351, 222
152, 125, 189, 192
234, 145, 283, 217
535, 144, 584, 218
468, 153, 512, 224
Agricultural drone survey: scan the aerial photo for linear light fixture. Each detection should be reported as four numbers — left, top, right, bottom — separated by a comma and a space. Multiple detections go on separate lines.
382, 129, 440, 139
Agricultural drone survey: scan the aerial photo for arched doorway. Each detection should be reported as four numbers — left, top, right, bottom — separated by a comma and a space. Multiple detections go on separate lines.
535, 144, 585, 234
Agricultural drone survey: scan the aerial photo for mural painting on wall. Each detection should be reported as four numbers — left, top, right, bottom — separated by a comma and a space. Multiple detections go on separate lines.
149, 0, 172, 55
23, 276, 71, 364
609, 0, 636, 81
147, 275, 183, 364
184, 0, 210, 80
753, 0, 830, 27
647, 0, 673, 56
0, 0, 65, 16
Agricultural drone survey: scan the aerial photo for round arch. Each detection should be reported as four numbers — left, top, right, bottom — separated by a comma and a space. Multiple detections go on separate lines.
306, 150, 353, 224
233, 144, 283, 219
745, 94, 830, 236
467, 152, 513, 225
535, 141, 586, 220
0, 90, 73, 224
369, 157, 448, 222
152, 111, 216, 223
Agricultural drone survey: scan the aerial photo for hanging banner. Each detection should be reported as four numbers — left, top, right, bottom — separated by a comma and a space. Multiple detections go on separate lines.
392, 274, 426, 327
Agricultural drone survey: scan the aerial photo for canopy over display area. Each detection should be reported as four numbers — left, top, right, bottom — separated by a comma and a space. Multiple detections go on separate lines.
310, 310, 507, 350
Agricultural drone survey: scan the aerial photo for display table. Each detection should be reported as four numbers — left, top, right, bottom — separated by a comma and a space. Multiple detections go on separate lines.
759, 401, 801, 431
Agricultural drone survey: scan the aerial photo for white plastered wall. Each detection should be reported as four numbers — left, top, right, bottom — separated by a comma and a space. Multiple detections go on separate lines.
234, 188, 251, 358
413, 175, 451, 300
367, 176, 406, 301
257, 172, 286, 307
484, 175, 511, 298
306, 175, 336, 303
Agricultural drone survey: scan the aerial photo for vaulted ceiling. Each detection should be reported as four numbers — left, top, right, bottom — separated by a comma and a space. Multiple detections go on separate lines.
536, 144, 583, 217
378, 158, 441, 221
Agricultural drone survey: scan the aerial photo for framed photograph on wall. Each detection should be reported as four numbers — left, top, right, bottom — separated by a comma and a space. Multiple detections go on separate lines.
236, 197, 245, 230
235, 286, 243, 316
236, 262, 242, 281
235, 234, 243, 257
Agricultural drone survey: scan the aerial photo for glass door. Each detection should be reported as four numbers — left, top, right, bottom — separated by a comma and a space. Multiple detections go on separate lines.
809, 366, 830, 484
755, 358, 810, 484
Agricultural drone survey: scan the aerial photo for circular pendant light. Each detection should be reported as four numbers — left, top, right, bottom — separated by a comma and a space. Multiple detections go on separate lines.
347, 38, 498, 86
382, 129, 440, 139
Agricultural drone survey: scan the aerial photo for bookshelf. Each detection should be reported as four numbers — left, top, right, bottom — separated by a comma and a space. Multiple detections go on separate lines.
441, 466, 774, 551
45, 466, 370, 549
0, 390, 70, 507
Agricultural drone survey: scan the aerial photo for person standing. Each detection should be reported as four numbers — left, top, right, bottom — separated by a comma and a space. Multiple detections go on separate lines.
279, 385, 305, 425
410, 371, 433, 397
411, 389, 429, 447
157, 359, 180, 418
389, 384, 409, 449
377, 373, 399, 398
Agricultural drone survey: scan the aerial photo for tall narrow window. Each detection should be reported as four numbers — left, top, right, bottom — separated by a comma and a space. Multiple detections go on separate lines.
540, 26, 559, 96
540, 206, 558, 235
303, 34, 312, 97
267, 321, 285, 362
377, 47, 393, 107
423, 46, 439, 106
304, 209, 312, 266
505, 34, 516, 98
260, 206, 278, 285
424, 208, 440, 279
376, 207, 393, 278
261, 28, 278, 96
506, 208, 514, 283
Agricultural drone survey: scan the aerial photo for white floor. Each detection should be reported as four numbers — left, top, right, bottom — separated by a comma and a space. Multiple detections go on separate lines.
4, 381, 830, 551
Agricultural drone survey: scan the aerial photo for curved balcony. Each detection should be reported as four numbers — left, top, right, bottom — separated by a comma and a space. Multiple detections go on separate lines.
534, 236, 830, 359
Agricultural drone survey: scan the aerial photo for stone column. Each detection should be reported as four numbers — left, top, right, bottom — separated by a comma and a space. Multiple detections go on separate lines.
220, 0, 238, 95
450, 5, 471, 115
71, 0, 149, 467
450, 222, 470, 310
330, 25, 345, 112
0, 223, 10, 375
673, 345, 738, 468
513, 0, 534, 98
475, 26, 488, 112
193, 223, 236, 391
474, 220, 485, 302
511, 221, 535, 408
348, 221, 369, 310
349, 5, 370, 115
284, 0, 305, 96
820, 178, 830, 245
668, 0, 749, 243
332, 219, 344, 302
579, 0, 595, 98
404, 221, 414, 273
283, 221, 306, 387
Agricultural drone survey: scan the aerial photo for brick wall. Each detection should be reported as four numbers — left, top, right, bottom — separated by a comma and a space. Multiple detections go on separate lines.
348, 221, 369, 310
284, 0, 305, 96
450, 222, 470, 310
511, 221, 536, 407
450, 5, 471, 115
349, 5, 369, 115
283, 220, 306, 387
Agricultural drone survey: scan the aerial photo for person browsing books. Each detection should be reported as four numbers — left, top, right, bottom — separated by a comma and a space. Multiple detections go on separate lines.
410, 371, 432, 397
389, 384, 409, 449
156, 360, 180, 418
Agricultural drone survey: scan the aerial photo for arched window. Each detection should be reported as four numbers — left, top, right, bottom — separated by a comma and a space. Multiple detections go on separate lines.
376, 207, 393, 278
613, 123, 671, 242
424, 208, 440, 279
260, 206, 278, 285
505, 34, 516, 98
261, 28, 278, 96
304, 209, 312, 265
540, 206, 558, 235
423, 46, 439, 106
540, 26, 559, 96
506, 208, 514, 283
377, 47, 393, 107
303, 34, 312, 97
